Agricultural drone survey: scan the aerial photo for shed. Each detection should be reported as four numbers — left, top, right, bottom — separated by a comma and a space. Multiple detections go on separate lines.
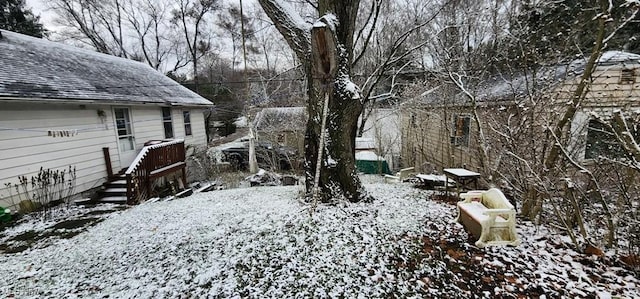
355, 150, 391, 174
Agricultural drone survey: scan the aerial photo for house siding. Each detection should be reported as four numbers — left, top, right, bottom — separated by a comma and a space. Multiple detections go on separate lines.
178, 108, 207, 148
403, 55, 640, 175
0, 102, 119, 209
0, 102, 209, 210
359, 109, 402, 171
129, 106, 206, 149
402, 106, 483, 173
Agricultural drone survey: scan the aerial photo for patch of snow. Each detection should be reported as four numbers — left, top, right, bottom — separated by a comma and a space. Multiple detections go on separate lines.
355, 150, 385, 161
1, 181, 638, 298
599, 50, 640, 63
233, 116, 248, 128
0, 184, 440, 297
315, 13, 338, 32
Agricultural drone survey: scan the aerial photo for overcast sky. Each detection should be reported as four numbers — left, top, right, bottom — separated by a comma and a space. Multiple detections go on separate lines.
20, 0, 292, 73
26, 0, 58, 30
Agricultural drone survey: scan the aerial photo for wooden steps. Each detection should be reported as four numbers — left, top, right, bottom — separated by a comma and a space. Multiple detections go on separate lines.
96, 173, 128, 204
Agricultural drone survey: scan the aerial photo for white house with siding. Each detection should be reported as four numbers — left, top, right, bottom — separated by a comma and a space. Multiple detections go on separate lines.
0, 30, 213, 209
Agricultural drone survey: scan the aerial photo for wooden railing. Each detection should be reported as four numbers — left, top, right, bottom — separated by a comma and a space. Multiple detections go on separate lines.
125, 139, 187, 204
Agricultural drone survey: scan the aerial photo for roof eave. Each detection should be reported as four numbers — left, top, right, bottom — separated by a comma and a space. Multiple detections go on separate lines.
0, 96, 213, 107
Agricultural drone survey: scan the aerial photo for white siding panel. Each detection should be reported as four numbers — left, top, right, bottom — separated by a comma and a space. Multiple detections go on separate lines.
130, 106, 164, 148
177, 108, 207, 147
0, 102, 119, 205
190, 109, 207, 146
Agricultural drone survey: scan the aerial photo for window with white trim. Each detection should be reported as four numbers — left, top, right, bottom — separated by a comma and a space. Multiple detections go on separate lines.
183, 110, 192, 136
162, 107, 174, 138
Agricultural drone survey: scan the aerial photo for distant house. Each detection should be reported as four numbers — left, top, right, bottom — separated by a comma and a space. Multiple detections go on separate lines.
402, 51, 640, 173
355, 137, 376, 152
0, 30, 213, 209
253, 107, 307, 153
358, 108, 402, 171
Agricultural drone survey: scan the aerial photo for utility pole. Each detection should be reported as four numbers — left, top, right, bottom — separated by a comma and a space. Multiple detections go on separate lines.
240, 0, 258, 173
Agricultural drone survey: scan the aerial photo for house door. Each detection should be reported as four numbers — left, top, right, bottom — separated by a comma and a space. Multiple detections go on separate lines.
114, 107, 137, 168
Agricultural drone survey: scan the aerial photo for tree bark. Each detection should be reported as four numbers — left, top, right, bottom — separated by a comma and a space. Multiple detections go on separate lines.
259, 0, 366, 202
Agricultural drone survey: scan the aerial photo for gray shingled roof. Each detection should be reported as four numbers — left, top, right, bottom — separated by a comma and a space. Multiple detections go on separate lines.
0, 30, 212, 106
420, 51, 640, 106
478, 51, 640, 100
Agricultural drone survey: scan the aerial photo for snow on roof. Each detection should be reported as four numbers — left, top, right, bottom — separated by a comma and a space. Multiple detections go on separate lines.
0, 30, 212, 106
355, 150, 386, 161
598, 50, 640, 65
480, 50, 640, 100
355, 137, 376, 150
422, 51, 640, 105
253, 107, 307, 131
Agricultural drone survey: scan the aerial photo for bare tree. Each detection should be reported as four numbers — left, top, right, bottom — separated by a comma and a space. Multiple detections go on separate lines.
49, 0, 191, 72
354, 0, 443, 138
217, 4, 261, 72
401, 0, 639, 251
171, 0, 219, 92
121, 0, 188, 71
50, 0, 128, 56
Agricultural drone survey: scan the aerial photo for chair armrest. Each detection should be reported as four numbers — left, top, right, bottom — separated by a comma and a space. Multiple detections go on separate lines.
459, 190, 485, 203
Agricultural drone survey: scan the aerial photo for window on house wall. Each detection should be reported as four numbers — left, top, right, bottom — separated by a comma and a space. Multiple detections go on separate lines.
620, 69, 636, 84
450, 114, 471, 147
585, 119, 639, 159
183, 110, 192, 136
276, 133, 285, 144
162, 107, 174, 138
114, 108, 134, 151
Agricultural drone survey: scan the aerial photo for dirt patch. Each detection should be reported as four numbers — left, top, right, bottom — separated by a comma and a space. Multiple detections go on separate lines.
431, 193, 460, 205
51, 217, 101, 230
8, 230, 38, 242
1, 217, 106, 254
84, 207, 125, 216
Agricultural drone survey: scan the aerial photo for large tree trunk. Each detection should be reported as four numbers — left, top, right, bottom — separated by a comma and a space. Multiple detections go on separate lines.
258, 0, 366, 202
306, 16, 365, 202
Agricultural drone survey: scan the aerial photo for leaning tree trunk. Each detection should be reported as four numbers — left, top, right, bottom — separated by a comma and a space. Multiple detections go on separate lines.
258, 0, 366, 202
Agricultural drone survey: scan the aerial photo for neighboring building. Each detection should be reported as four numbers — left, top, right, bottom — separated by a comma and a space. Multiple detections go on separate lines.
355, 137, 376, 152
0, 30, 213, 209
403, 51, 640, 174
358, 108, 402, 171
253, 107, 307, 153
250, 106, 402, 171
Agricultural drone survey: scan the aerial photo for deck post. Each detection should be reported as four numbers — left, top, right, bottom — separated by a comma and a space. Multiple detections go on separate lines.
103, 147, 113, 178
125, 173, 133, 204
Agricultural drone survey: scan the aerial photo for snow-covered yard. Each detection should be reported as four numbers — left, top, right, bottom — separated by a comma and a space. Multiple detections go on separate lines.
0, 181, 637, 298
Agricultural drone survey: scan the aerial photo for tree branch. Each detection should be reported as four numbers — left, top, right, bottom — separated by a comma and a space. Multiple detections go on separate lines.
352, 0, 381, 68
257, 0, 312, 60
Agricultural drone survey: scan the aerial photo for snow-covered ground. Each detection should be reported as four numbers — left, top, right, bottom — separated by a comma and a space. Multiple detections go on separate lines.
0, 181, 637, 298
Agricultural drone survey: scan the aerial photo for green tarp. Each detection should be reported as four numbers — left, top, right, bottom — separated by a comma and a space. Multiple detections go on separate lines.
356, 159, 391, 175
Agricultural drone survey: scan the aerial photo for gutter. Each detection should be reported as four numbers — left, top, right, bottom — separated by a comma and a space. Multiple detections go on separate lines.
0, 96, 213, 108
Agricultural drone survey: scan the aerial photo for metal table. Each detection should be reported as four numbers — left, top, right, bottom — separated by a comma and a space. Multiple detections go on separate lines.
443, 168, 481, 193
